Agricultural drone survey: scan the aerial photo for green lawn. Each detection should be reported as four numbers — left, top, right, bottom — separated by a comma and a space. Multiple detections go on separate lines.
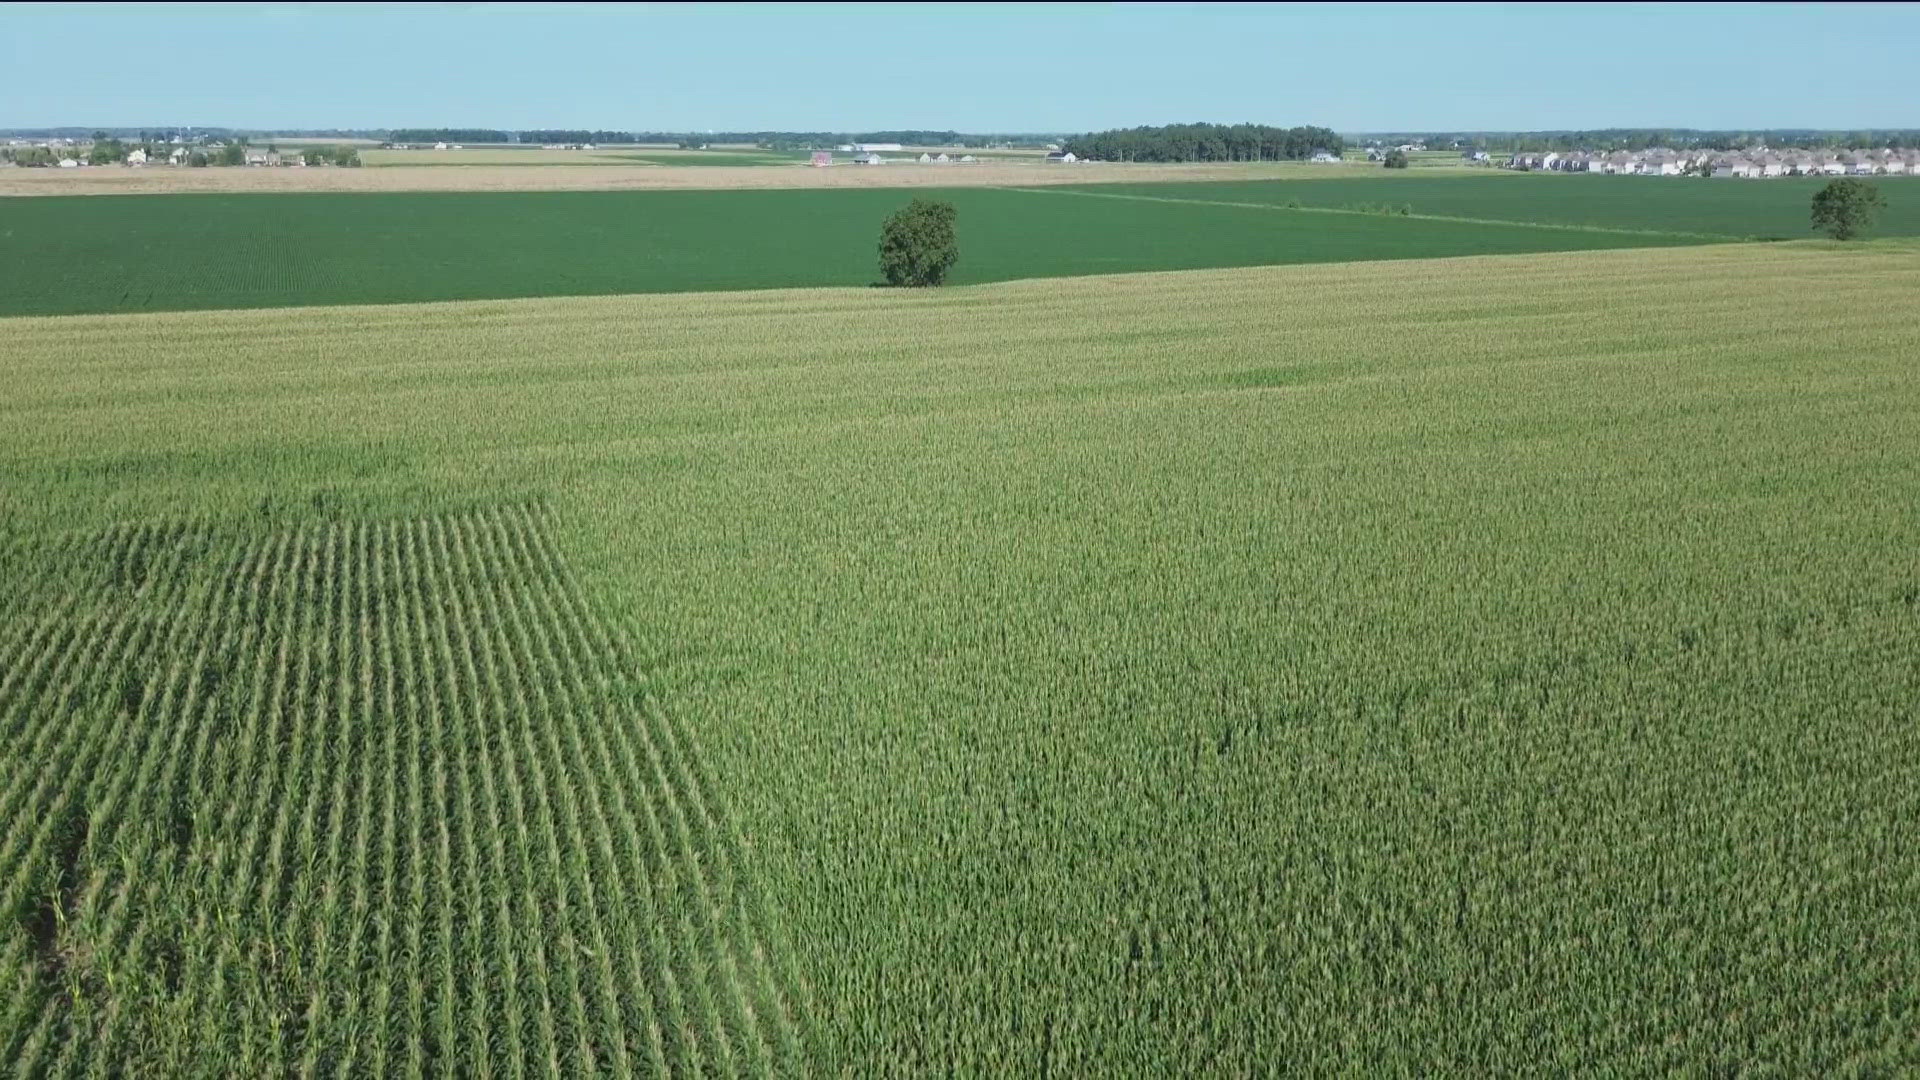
1071, 172, 1920, 238
0, 185, 1716, 317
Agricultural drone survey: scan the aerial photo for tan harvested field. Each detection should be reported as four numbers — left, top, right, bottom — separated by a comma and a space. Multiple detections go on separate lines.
0, 160, 1394, 196
360, 148, 664, 166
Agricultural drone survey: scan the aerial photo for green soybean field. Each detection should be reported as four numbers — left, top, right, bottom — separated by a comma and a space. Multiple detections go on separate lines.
0, 185, 1715, 317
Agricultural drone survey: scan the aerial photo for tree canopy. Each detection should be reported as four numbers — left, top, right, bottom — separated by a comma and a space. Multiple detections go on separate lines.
1062, 123, 1344, 163
878, 199, 959, 288
1810, 179, 1886, 241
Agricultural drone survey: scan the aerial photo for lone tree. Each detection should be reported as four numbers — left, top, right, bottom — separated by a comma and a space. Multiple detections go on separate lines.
1811, 178, 1886, 240
1383, 148, 1410, 169
879, 198, 958, 286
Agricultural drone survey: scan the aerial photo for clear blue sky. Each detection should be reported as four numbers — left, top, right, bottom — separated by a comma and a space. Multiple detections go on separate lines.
4, 2, 1916, 133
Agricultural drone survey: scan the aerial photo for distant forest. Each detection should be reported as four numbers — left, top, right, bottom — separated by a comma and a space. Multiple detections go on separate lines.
1383, 128, 1920, 151
1063, 123, 1345, 162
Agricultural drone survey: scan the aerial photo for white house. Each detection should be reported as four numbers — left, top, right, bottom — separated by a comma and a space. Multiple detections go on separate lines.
57, 157, 78, 168
1045, 151, 1077, 163
958, 154, 977, 163
1309, 149, 1341, 164
434, 141, 448, 150
855, 152, 885, 165
125, 148, 147, 166
934, 153, 950, 163
1883, 158, 1908, 175
918, 152, 932, 163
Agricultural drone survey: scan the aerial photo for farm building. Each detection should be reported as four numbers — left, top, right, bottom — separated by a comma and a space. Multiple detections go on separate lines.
854, 152, 886, 166
852, 142, 903, 152
1045, 151, 1078, 163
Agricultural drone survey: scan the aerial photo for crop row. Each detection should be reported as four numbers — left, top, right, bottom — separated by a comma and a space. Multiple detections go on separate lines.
0, 508, 808, 1076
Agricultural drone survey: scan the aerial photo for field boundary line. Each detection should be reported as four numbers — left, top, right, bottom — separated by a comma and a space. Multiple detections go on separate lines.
1003, 185, 1751, 242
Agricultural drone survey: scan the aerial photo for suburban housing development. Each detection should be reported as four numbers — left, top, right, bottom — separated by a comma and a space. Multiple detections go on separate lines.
1505, 146, 1919, 177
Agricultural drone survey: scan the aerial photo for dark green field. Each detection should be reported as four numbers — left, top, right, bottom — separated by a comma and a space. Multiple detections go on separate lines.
0, 186, 1712, 317
1071, 172, 1920, 239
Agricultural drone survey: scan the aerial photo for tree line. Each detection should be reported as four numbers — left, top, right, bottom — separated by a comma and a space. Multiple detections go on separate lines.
1062, 123, 1345, 163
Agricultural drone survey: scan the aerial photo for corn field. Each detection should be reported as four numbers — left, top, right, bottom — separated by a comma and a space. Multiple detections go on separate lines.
2, 241, 1918, 1072
0, 508, 809, 1074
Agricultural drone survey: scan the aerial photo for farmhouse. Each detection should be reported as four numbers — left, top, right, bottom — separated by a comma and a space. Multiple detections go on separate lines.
125, 148, 147, 166
854, 152, 886, 165
1309, 149, 1341, 163
1045, 151, 1078, 163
